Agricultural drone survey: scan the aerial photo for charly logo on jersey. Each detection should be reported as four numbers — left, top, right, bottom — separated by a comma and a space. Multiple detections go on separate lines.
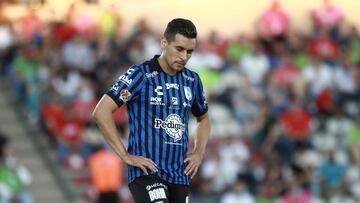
119, 89, 131, 102
154, 114, 185, 142
145, 71, 158, 78
165, 83, 179, 90
154, 86, 163, 96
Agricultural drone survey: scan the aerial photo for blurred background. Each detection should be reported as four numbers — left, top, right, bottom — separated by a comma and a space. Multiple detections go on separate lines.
0, 0, 360, 203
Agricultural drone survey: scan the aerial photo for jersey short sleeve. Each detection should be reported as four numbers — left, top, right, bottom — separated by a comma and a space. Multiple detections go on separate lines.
106, 66, 145, 107
191, 73, 208, 117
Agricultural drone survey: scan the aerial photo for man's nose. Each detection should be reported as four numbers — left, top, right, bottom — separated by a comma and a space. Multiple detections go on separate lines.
179, 50, 187, 61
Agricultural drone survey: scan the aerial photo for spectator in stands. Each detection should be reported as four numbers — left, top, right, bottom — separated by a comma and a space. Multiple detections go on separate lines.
281, 98, 313, 140
277, 98, 313, 162
50, 66, 82, 105
217, 136, 250, 189
308, 29, 339, 65
98, 4, 122, 38
253, 101, 278, 153
264, 72, 290, 116
67, 2, 97, 36
348, 117, 360, 168
226, 34, 253, 63
340, 64, 360, 117
220, 174, 255, 203
311, 0, 344, 40
20, 7, 44, 40
61, 34, 95, 73
240, 41, 270, 85
81, 121, 104, 160
191, 178, 220, 203
257, 0, 290, 56
347, 26, 360, 63
271, 54, 301, 89
0, 19, 13, 75
333, 53, 357, 111
280, 169, 314, 203
302, 56, 334, 97
89, 145, 123, 203
0, 133, 34, 203
261, 152, 286, 197
51, 21, 77, 47
126, 18, 157, 64
258, 0, 290, 40
56, 109, 85, 165
256, 182, 277, 203
334, 54, 357, 94
319, 149, 348, 200
200, 30, 228, 59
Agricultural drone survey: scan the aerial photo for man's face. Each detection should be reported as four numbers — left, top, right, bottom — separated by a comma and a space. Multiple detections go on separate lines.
161, 33, 196, 72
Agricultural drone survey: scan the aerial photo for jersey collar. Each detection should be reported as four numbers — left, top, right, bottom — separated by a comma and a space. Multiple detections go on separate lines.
149, 55, 163, 72
149, 55, 185, 74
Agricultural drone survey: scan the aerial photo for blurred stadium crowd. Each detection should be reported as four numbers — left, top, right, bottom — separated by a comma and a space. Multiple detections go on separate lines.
0, 0, 360, 203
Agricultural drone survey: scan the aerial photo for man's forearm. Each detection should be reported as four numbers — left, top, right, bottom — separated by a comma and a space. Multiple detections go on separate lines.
93, 108, 129, 160
193, 114, 211, 155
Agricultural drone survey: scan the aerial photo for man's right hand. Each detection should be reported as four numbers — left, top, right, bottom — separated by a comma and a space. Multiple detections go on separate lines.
123, 154, 158, 175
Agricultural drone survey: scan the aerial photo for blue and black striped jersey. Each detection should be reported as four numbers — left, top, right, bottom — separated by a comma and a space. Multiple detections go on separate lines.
106, 55, 208, 185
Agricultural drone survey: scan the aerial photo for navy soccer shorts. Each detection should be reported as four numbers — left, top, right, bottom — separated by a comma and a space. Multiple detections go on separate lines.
129, 175, 189, 203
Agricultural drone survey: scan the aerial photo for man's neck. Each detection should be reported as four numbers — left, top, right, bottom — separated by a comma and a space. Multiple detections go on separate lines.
158, 55, 176, 76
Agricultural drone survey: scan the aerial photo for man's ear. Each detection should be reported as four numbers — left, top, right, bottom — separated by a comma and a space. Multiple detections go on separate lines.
160, 37, 167, 49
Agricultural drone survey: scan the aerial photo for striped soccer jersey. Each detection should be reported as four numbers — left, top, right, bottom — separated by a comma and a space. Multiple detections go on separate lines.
106, 55, 208, 185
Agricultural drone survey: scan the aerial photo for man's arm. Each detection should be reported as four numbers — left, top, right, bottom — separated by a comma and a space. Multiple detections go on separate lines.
92, 94, 157, 175
184, 112, 211, 179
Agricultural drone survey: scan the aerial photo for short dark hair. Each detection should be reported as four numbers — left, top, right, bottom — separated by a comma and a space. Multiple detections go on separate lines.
164, 18, 197, 42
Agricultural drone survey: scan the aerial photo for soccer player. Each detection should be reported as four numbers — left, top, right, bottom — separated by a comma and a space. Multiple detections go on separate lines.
92, 18, 211, 203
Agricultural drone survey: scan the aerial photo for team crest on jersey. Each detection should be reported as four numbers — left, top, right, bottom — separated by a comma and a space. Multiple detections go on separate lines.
119, 89, 131, 102
184, 86, 192, 101
154, 114, 185, 142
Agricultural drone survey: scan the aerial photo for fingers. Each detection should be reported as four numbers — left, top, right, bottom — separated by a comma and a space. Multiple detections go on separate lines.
138, 165, 149, 175
184, 160, 199, 179
184, 161, 193, 175
190, 165, 199, 179
145, 158, 158, 168
144, 158, 158, 173
183, 154, 192, 175
132, 156, 158, 174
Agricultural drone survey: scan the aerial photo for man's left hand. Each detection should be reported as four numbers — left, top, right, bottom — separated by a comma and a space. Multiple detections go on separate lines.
184, 152, 204, 179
